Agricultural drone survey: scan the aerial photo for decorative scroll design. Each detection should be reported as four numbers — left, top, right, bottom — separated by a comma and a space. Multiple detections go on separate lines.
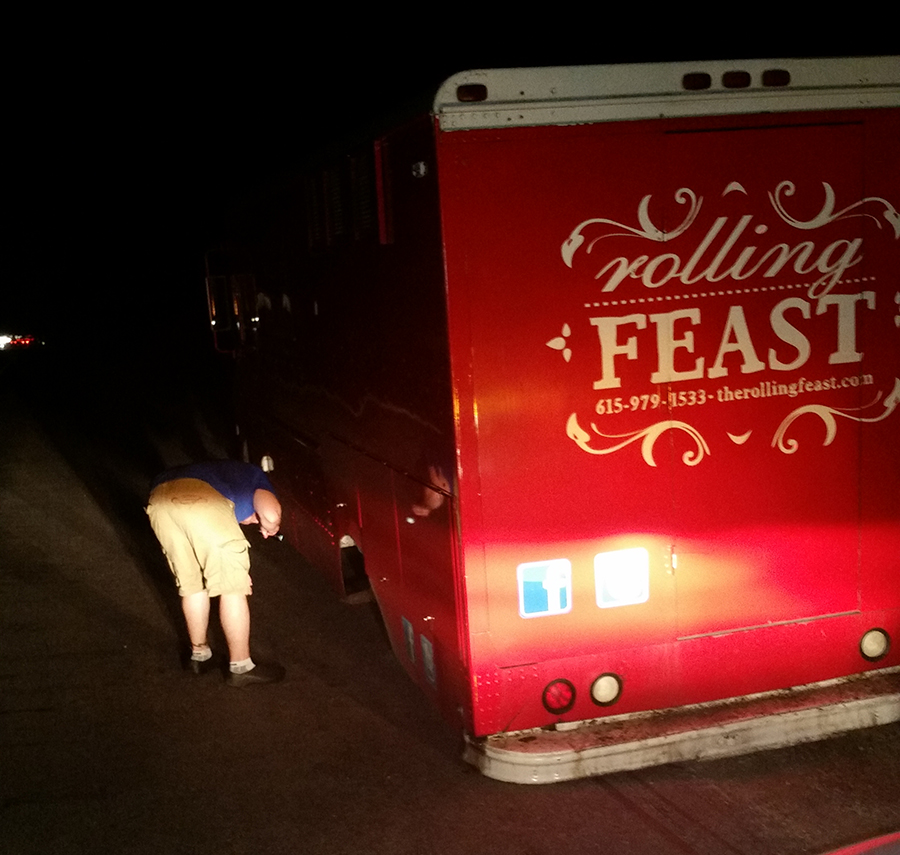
546, 323, 572, 362
769, 181, 900, 239
566, 414, 710, 467
561, 189, 702, 268
772, 378, 900, 454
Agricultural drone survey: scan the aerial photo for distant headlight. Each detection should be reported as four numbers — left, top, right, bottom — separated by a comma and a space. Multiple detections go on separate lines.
0, 333, 41, 350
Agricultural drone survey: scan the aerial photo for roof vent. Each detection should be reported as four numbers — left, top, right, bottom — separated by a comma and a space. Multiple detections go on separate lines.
762, 68, 791, 87
457, 83, 488, 102
722, 70, 752, 89
682, 72, 712, 91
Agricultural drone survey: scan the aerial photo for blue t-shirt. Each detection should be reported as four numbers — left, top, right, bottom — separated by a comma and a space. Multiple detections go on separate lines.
153, 461, 276, 523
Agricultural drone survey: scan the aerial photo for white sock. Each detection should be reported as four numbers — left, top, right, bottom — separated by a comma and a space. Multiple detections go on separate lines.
191, 646, 212, 662
229, 657, 255, 674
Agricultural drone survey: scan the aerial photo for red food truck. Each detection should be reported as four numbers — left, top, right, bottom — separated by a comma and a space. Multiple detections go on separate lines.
206, 56, 899, 782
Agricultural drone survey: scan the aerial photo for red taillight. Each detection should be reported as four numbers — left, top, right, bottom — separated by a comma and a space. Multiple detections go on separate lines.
542, 679, 576, 715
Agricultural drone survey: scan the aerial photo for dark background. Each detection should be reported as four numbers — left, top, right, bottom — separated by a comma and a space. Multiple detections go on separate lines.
2, 26, 898, 855
5, 17, 894, 360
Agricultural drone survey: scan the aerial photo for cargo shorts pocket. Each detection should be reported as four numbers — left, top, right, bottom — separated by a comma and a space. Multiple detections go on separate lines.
206, 538, 252, 597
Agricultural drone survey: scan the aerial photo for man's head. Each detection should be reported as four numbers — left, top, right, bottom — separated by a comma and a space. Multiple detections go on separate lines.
241, 488, 282, 538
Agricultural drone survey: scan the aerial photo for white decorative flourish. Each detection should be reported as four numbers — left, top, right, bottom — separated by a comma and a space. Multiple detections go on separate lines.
728, 431, 752, 445
566, 414, 710, 466
772, 378, 900, 454
561, 189, 702, 268
723, 182, 748, 196
546, 324, 572, 362
769, 182, 900, 238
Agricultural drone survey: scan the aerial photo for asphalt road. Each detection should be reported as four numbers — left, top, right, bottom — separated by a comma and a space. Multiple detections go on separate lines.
1, 348, 898, 855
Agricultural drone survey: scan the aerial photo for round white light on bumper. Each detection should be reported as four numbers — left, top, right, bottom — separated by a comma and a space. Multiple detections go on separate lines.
590, 673, 623, 706
859, 628, 890, 662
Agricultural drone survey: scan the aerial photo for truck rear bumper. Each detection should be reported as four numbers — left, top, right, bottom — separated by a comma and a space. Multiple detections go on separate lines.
464, 667, 900, 784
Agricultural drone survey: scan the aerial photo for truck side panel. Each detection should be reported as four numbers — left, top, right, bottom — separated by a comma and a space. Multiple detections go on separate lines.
230, 117, 472, 727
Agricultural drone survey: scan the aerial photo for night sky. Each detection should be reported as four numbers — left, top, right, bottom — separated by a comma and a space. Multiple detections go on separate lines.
5, 18, 892, 356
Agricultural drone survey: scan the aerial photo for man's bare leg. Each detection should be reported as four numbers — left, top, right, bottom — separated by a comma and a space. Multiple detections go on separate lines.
219, 592, 284, 686
182, 591, 211, 652
219, 592, 251, 663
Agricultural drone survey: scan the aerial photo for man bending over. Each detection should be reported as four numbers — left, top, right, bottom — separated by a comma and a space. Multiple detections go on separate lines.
146, 460, 285, 687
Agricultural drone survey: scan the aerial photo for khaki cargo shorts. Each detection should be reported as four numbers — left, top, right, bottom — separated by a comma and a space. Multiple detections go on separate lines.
146, 478, 252, 597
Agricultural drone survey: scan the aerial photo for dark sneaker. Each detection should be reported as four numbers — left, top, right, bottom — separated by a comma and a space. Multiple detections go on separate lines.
226, 662, 285, 688
185, 654, 219, 676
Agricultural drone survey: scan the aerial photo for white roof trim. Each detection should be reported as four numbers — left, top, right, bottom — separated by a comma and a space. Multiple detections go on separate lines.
434, 57, 900, 131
